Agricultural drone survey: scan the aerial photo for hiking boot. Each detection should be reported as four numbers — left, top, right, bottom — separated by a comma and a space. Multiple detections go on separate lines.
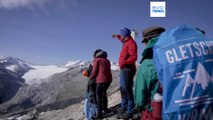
116, 108, 126, 119
103, 109, 110, 114
117, 108, 125, 114
120, 112, 133, 119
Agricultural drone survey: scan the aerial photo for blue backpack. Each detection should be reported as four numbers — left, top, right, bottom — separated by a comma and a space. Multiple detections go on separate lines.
153, 25, 213, 120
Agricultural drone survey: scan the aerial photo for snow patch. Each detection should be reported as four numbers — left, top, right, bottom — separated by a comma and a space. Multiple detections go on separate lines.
110, 62, 120, 71
111, 65, 120, 71
22, 65, 68, 85
0, 59, 7, 63
6, 65, 16, 72
65, 60, 86, 67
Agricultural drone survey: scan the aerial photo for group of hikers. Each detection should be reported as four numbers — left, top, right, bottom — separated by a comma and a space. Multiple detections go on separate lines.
83, 25, 213, 120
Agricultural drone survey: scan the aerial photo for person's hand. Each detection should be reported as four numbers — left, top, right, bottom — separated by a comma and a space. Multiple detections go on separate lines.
120, 60, 126, 69
112, 34, 118, 39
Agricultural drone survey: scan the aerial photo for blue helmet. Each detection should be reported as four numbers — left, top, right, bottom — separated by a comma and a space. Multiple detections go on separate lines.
120, 28, 131, 37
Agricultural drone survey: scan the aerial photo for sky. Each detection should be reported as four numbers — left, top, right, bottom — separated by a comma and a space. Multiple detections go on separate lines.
0, 0, 213, 65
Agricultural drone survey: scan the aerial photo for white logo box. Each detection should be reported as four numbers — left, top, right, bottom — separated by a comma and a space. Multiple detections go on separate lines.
150, 2, 166, 17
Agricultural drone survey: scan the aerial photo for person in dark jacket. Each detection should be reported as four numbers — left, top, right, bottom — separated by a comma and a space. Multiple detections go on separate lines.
90, 49, 112, 119
85, 63, 97, 104
112, 28, 138, 119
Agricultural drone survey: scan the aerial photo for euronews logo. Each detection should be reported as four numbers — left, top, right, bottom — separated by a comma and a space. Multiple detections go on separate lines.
150, 2, 166, 17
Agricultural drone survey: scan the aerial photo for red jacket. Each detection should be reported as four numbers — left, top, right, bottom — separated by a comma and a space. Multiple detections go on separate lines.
90, 58, 112, 84
117, 35, 138, 71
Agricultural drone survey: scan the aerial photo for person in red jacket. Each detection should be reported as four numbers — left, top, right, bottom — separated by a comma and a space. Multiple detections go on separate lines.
112, 28, 138, 119
90, 49, 112, 119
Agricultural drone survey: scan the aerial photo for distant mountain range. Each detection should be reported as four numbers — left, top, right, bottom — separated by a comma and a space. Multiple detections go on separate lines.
0, 57, 120, 115
0, 57, 32, 77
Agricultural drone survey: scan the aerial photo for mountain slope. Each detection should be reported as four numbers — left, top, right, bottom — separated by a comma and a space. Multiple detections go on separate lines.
0, 68, 26, 104
0, 57, 32, 77
0, 57, 121, 117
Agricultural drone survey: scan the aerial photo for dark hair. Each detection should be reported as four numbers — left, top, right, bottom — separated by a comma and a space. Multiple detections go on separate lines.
142, 38, 150, 44
95, 51, 108, 58
100, 51, 108, 58
93, 49, 102, 58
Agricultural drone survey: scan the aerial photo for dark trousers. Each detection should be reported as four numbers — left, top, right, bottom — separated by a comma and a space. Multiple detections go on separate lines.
96, 82, 111, 118
120, 69, 135, 114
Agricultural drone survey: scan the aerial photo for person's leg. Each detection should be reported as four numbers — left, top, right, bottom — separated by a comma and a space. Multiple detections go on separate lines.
91, 82, 97, 104
122, 70, 135, 117
96, 84, 103, 118
120, 70, 128, 111
126, 78, 135, 114
102, 82, 111, 112
87, 81, 90, 93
